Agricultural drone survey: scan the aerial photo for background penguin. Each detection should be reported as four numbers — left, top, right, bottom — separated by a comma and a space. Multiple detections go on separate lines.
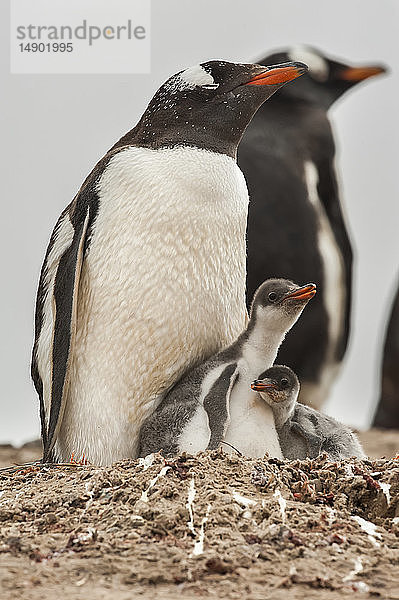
373, 280, 399, 428
251, 365, 365, 460
32, 59, 308, 465
238, 45, 386, 410
139, 278, 316, 458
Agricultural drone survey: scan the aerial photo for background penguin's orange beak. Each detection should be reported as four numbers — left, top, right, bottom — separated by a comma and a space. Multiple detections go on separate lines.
283, 283, 317, 302
246, 63, 308, 86
339, 65, 387, 82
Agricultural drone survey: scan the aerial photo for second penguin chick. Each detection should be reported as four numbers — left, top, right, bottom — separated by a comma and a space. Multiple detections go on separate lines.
139, 279, 316, 458
251, 365, 365, 460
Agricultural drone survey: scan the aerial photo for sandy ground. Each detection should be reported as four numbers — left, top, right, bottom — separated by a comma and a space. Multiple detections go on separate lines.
1, 429, 399, 600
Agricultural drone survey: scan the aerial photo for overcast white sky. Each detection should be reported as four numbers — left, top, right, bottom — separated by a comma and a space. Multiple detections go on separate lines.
1, 0, 398, 445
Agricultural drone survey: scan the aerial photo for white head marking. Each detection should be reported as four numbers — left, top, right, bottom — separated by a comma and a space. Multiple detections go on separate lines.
288, 46, 328, 82
166, 64, 219, 93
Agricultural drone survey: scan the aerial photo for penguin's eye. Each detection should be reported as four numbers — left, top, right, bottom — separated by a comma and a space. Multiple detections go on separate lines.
280, 378, 289, 389
268, 291, 277, 303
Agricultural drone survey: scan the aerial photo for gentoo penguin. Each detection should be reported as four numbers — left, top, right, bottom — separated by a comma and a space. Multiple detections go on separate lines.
238, 45, 386, 409
139, 279, 316, 458
32, 59, 308, 465
373, 280, 399, 428
251, 365, 365, 460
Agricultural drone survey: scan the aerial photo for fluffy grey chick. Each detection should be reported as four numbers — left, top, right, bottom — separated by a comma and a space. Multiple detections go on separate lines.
251, 365, 365, 460
139, 280, 316, 458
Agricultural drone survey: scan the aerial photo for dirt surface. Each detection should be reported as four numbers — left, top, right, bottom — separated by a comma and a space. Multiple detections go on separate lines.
358, 428, 399, 461
0, 440, 43, 469
1, 430, 399, 600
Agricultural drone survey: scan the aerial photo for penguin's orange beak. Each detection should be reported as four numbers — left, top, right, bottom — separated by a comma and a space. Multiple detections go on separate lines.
251, 379, 277, 392
283, 283, 317, 302
338, 65, 387, 82
246, 62, 308, 86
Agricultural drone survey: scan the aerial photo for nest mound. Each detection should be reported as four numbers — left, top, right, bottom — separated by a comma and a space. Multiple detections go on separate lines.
1, 451, 399, 599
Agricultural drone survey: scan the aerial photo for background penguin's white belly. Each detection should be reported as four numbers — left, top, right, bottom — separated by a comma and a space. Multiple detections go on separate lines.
224, 378, 283, 459
56, 146, 249, 465
304, 160, 346, 406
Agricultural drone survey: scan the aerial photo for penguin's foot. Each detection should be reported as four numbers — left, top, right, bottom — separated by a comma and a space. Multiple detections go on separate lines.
70, 452, 90, 465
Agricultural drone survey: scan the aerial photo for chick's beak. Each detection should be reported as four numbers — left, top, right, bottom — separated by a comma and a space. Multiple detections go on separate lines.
283, 283, 317, 302
251, 378, 277, 392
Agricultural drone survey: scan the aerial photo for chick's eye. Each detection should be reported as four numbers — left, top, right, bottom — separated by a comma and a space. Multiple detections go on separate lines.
268, 291, 277, 303
280, 378, 289, 389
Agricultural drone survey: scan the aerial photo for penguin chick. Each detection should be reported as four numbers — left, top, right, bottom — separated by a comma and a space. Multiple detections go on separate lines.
139, 279, 316, 458
251, 365, 365, 460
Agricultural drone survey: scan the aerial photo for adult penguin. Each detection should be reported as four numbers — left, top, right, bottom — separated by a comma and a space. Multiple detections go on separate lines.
238, 45, 386, 409
32, 59, 307, 465
373, 280, 399, 428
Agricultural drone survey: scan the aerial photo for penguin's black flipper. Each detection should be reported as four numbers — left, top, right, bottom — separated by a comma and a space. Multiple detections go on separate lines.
45, 206, 90, 461
31, 151, 115, 462
31, 200, 90, 462
204, 363, 239, 451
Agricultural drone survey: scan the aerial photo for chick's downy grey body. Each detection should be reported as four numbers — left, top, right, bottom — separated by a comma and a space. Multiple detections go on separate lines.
252, 365, 365, 460
139, 279, 316, 458
139, 360, 237, 457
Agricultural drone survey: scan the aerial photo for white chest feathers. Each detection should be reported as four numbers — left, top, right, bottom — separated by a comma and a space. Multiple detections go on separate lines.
58, 146, 249, 465
224, 357, 283, 459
